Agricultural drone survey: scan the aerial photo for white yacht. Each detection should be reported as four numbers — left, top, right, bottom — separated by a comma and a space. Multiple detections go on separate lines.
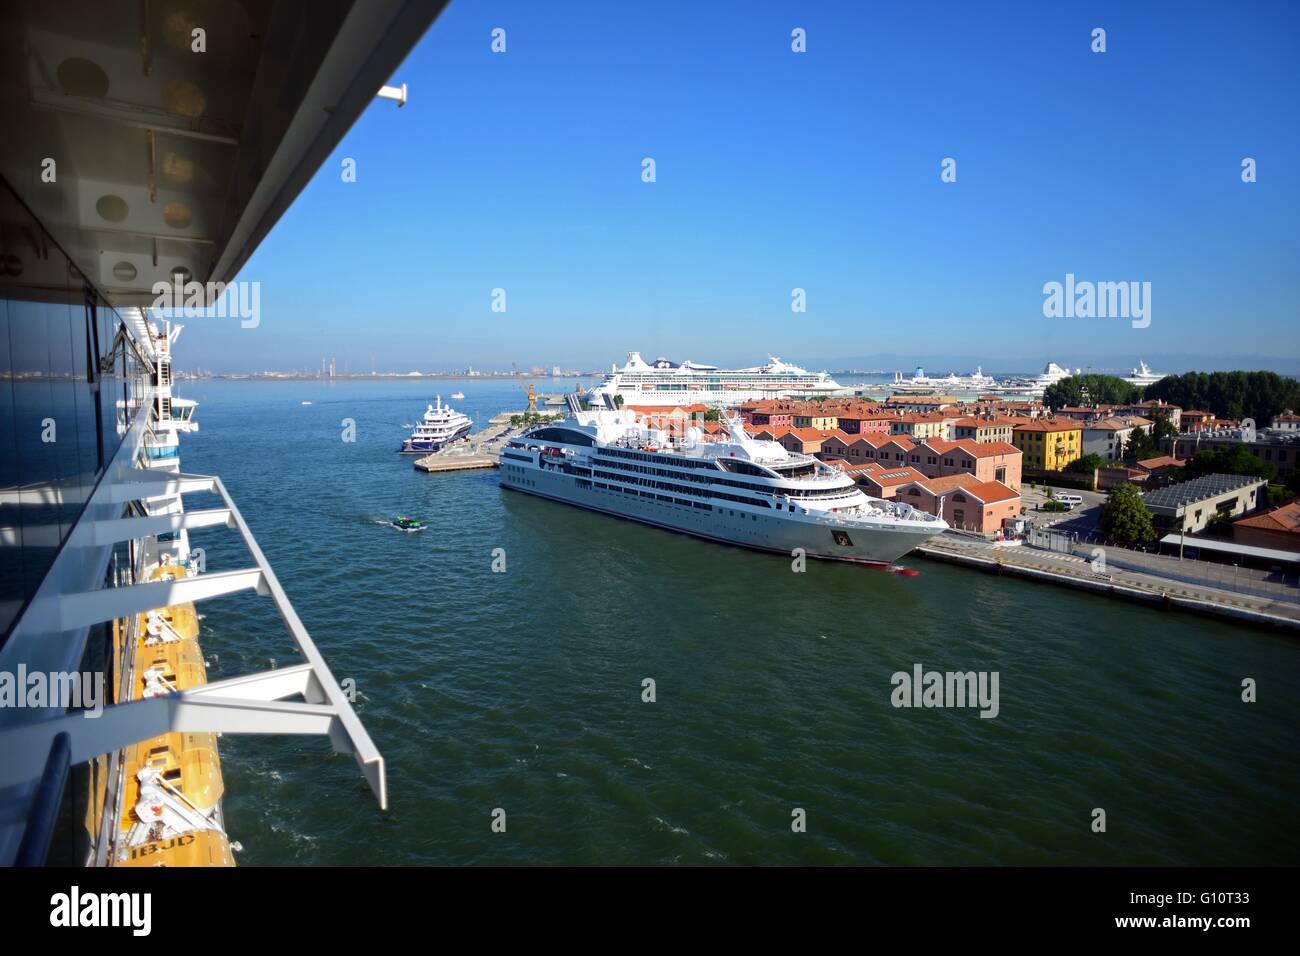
499, 400, 947, 566
400, 396, 473, 453
587, 352, 852, 407
1124, 361, 1167, 388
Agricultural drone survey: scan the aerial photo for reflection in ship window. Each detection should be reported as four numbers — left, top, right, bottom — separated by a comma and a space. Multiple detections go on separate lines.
8, 298, 61, 601
0, 295, 17, 635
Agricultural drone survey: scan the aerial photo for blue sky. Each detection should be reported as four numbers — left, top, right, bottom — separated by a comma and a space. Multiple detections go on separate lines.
185, 0, 1300, 374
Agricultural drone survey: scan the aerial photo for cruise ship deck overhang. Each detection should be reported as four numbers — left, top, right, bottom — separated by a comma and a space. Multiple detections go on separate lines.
0, 0, 449, 865
0, 0, 448, 306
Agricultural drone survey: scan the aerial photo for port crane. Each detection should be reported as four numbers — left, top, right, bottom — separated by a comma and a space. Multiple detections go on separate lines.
511, 362, 539, 413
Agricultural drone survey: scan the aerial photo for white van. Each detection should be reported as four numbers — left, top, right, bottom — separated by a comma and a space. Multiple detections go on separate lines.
1052, 493, 1083, 508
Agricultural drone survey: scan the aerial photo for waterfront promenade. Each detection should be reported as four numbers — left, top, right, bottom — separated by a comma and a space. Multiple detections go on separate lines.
917, 533, 1300, 631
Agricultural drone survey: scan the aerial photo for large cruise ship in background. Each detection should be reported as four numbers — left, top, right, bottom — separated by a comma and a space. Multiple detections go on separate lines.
0, 0, 448, 867
889, 366, 998, 394
499, 399, 947, 565
983, 362, 1077, 397
588, 352, 853, 406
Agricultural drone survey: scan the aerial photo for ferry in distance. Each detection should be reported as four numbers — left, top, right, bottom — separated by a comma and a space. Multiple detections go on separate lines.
586, 351, 853, 407
400, 396, 472, 454
499, 397, 948, 566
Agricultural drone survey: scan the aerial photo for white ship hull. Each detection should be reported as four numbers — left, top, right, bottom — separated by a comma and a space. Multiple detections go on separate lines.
500, 454, 941, 566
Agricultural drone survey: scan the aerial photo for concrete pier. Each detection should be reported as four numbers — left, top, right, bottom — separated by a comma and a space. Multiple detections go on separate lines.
413, 454, 496, 473
413, 410, 558, 473
916, 534, 1300, 631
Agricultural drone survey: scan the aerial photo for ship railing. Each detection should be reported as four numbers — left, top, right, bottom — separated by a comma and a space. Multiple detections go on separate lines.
0, 466, 389, 833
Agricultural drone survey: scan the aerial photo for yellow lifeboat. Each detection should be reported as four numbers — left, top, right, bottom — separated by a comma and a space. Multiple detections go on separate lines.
120, 829, 235, 867
110, 558, 235, 866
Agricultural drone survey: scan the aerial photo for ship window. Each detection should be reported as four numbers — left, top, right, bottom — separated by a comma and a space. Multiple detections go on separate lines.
530, 427, 593, 446
717, 458, 775, 478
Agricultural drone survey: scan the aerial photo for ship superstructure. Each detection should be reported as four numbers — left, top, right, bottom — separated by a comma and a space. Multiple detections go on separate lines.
0, 0, 449, 867
1124, 361, 1167, 388
587, 352, 852, 407
499, 400, 947, 565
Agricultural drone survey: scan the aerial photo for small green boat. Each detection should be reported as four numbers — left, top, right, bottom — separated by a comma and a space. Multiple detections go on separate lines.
390, 516, 426, 532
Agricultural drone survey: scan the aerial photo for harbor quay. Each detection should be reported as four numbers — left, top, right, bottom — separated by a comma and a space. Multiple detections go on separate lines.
918, 532, 1300, 631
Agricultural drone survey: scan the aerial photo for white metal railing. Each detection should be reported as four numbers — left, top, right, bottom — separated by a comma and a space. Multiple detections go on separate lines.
0, 469, 387, 808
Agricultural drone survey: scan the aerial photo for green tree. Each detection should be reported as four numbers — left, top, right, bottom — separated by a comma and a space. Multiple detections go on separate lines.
1043, 374, 1141, 410
1099, 482, 1156, 546
1149, 407, 1178, 441
1066, 452, 1107, 475
1121, 427, 1160, 463
1182, 445, 1276, 482
1267, 484, 1292, 507
613, 394, 624, 408
1143, 370, 1300, 425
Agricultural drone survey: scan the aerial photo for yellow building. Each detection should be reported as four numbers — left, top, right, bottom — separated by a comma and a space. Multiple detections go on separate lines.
890, 413, 949, 441
793, 412, 839, 430
1012, 420, 1083, 471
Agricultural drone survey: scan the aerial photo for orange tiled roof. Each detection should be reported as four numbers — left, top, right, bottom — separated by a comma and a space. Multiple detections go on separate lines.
1014, 418, 1081, 433
1233, 502, 1300, 533
954, 416, 1015, 428
957, 479, 1020, 504
920, 473, 979, 495
782, 427, 830, 442
861, 466, 930, 488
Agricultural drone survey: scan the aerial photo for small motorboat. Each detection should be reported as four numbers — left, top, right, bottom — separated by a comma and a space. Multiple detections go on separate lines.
450, 391, 465, 400
390, 516, 426, 532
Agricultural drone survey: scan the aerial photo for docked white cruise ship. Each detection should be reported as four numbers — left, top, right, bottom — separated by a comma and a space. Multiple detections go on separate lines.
587, 352, 852, 407
499, 402, 947, 565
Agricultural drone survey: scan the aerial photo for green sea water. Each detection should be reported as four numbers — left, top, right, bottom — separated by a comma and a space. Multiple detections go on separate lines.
178, 379, 1299, 865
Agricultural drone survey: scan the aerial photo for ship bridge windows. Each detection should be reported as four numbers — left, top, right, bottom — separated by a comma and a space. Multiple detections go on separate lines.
771, 461, 818, 479
717, 458, 777, 479
529, 427, 594, 447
